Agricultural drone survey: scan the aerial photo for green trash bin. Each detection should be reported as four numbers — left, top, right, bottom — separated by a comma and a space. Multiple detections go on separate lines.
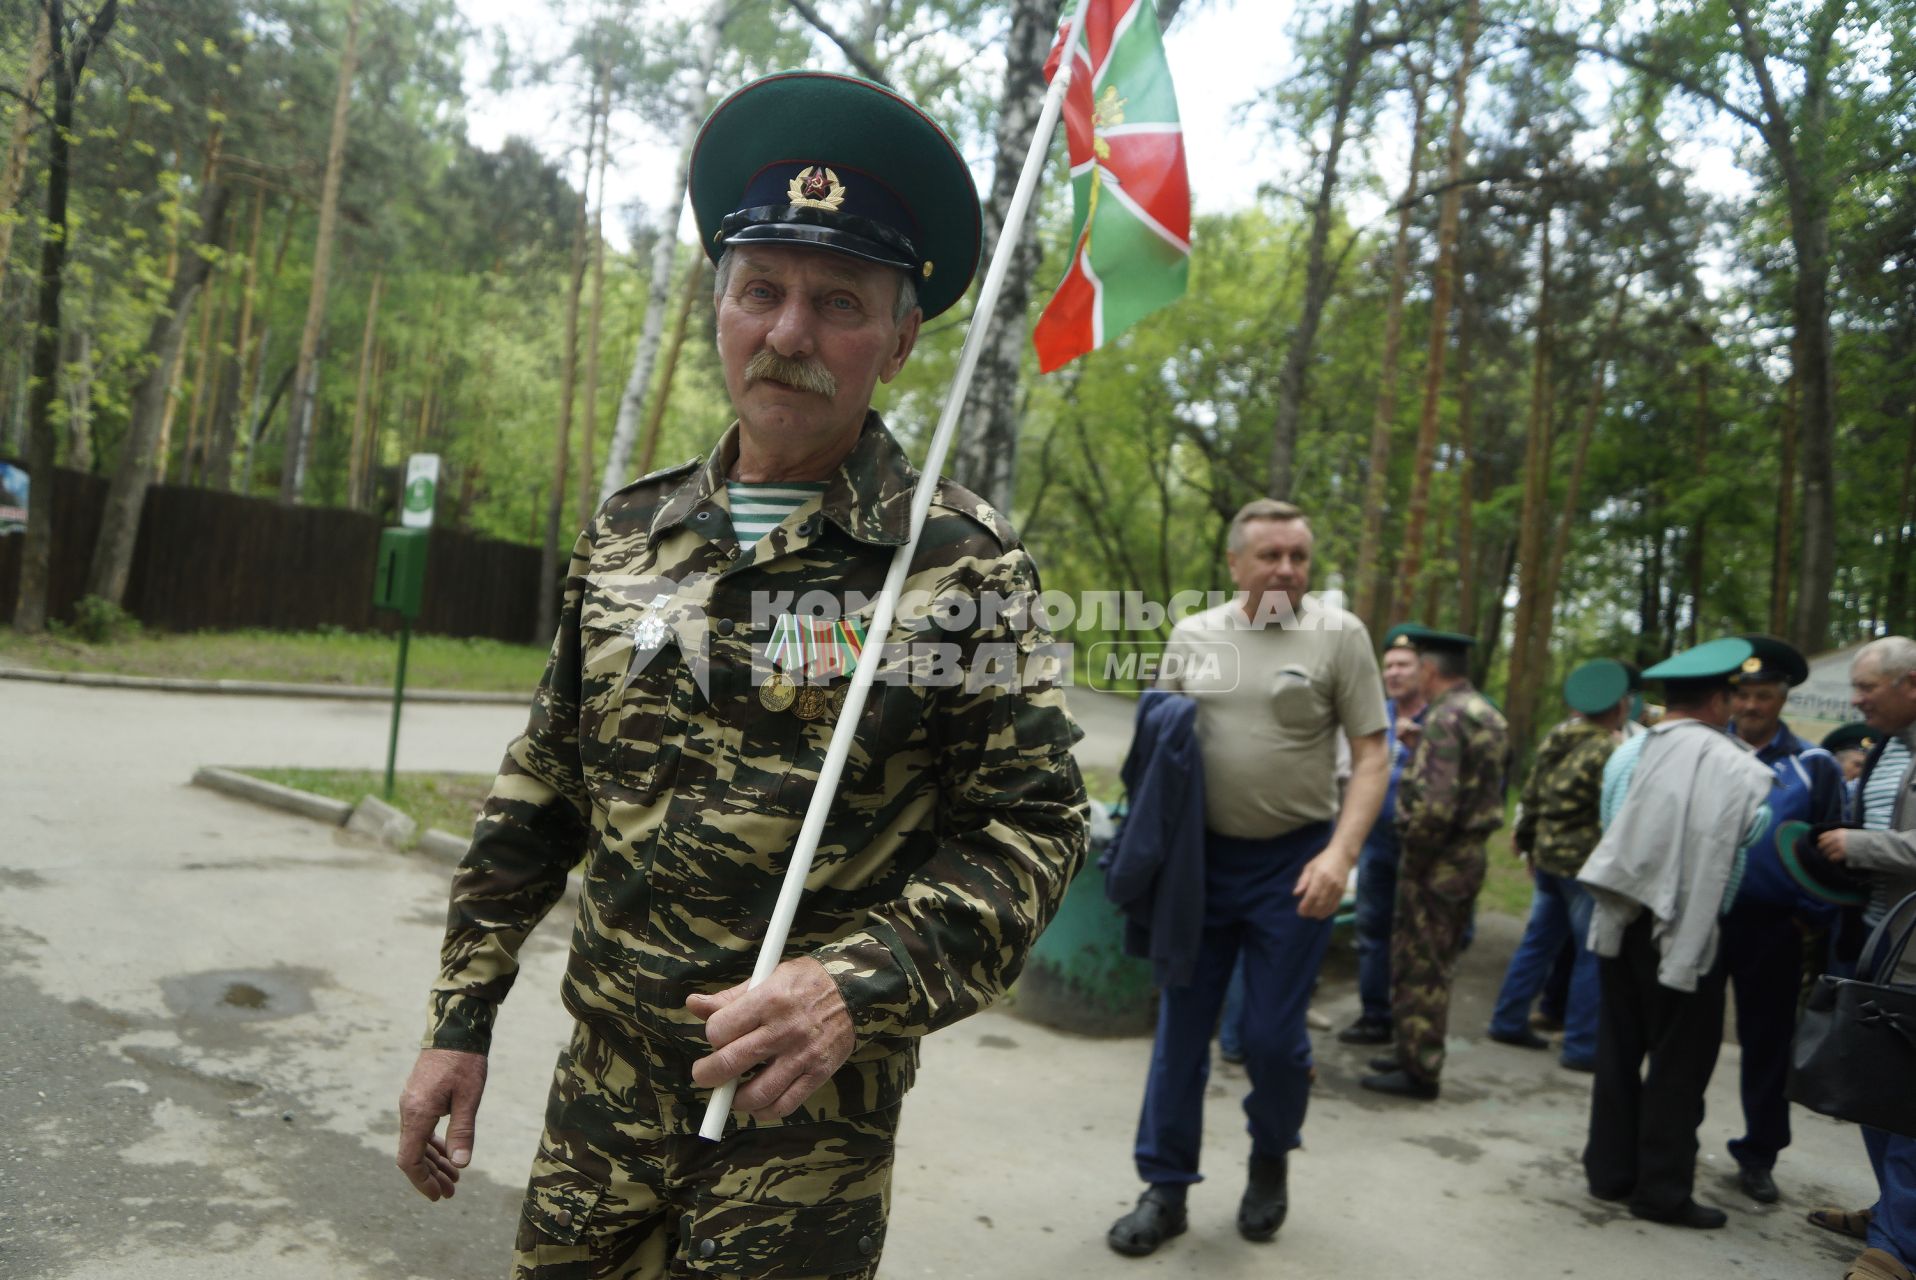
1008, 801, 1157, 1036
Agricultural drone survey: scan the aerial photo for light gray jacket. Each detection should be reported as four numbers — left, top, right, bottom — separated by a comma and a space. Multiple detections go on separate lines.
1580, 719, 1773, 992
1850, 724, 1916, 942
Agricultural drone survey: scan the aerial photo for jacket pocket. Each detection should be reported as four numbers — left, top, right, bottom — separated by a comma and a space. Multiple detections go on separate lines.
515, 1143, 609, 1272
578, 590, 683, 804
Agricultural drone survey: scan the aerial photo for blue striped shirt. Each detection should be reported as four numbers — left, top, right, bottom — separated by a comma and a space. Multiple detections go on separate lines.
726, 482, 823, 550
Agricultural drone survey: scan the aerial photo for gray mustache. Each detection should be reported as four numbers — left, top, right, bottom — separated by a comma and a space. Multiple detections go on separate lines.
745, 350, 838, 397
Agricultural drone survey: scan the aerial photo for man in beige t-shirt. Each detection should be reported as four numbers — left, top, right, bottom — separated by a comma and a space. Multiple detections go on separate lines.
1108, 500, 1389, 1260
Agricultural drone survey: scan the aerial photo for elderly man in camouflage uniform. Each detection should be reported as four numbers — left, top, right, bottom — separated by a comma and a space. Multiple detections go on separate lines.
1361, 626, 1508, 1100
391, 72, 1088, 1279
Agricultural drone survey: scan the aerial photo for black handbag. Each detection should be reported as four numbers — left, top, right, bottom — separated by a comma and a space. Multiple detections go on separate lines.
1788, 890, 1916, 1139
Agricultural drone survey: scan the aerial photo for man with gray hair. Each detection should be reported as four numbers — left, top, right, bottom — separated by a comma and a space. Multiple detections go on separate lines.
1811, 635, 1916, 1280
1107, 498, 1389, 1258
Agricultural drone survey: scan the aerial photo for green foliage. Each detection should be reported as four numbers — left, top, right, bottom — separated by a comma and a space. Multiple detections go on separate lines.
58, 594, 140, 643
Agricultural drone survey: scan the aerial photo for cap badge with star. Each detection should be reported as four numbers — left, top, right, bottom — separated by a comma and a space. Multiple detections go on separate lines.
1732, 634, 1811, 687
690, 72, 982, 319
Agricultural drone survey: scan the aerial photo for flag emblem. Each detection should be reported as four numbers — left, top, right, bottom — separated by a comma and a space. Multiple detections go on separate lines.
1033, 0, 1191, 373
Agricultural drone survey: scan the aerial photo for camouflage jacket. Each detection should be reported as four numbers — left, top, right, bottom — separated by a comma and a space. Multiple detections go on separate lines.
424, 414, 1089, 1133
1395, 680, 1509, 857
1513, 717, 1616, 878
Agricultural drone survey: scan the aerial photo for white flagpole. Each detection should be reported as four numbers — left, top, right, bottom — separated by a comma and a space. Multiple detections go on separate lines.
699, 0, 1098, 1141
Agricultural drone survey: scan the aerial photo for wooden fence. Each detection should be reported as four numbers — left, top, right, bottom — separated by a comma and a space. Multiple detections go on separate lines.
0, 462, 551, 643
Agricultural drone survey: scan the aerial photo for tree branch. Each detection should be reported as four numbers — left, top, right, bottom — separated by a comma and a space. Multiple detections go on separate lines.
1517, 25, 1765, 131
786, 0, 892, 87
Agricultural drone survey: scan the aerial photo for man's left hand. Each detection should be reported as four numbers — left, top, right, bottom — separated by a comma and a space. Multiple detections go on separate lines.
1818, 827, 1850, 863
1294, 846, 1353, 920
689, 957, 855, 1122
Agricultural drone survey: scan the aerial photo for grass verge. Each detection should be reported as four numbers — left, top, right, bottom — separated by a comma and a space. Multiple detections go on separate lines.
241, 767, 491, 847
0, 627, 545, 693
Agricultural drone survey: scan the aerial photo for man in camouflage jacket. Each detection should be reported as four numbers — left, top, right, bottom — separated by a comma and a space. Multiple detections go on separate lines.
392, 72, 1088, 1279
1362, 627, 1509, 1098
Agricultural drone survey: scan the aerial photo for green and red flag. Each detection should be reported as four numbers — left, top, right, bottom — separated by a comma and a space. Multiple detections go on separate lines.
1032, 0, 1191, 373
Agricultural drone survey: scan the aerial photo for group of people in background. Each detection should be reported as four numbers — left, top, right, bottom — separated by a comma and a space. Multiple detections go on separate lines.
1099, 496, 1916, 1280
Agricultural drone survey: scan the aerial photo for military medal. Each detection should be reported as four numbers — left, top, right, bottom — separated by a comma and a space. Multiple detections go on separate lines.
794, 685, 830, 721
760, 670, 797, 712
828, 685, 848, 716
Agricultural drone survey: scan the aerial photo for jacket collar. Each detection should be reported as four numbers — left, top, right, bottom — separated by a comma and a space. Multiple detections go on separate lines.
650, 411, 917, 548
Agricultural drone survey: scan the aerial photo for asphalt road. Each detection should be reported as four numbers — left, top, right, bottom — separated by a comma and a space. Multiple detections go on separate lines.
0, 678, 1881, 1279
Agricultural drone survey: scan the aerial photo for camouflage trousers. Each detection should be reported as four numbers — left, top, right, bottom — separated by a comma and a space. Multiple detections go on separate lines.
513, 1021, 897, 1280
1388, 842, 1487, 1083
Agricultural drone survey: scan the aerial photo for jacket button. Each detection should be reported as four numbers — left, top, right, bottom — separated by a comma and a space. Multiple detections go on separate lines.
554, 1208, 573, 1228
698, 1237, 718, 1259
715, 617, 735, 636
858, 1235, 875, 1255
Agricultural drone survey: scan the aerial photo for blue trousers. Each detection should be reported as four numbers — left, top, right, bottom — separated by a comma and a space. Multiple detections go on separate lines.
1866, 1126, 1916, 1268
1134, 824, 1334, 1185
1352, 830, 1400, 1023
1488, 870, 1599, 1066
1719, 901, 1802, 1172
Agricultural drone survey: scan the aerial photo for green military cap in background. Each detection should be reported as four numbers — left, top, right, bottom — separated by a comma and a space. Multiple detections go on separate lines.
1822, 722, 1877, 754
1382, 622, 1425, 653
1641, 636, 1755, 681
689, 71, 983, 320
1564, 658, 1631, 714
1392, 623, 1476, 655
1734, 633, 1810, 687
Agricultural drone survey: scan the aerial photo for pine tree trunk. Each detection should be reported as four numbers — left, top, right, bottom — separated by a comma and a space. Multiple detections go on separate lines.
1453, 267, 1479, 638
0, 8, 52, 301
180, 239, 229, 484
636, 259, 706, 479
1503, 212, 1555, 759
599, 0, 730, 502
207, 188, 266, 492
952, 0, 1061, 512
345, 271, 382, 509
86, 181, 231, 605
1351, 68, 1430, 630
1266, 0, 1373, 500
1390, 0, 1481, 617
1684, 352, 1711, 646
280, 0, 362, 504
16, 0, 120, 633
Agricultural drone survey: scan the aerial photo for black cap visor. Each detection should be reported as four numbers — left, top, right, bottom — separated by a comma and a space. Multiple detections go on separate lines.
719, 205, 919, 274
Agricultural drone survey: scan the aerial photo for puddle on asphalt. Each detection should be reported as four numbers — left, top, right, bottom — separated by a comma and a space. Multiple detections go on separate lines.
160, 969, 321, 1023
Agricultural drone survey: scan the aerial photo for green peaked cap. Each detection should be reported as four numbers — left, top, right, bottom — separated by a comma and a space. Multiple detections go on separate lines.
1564, 659, 1631, 714
1641, 636, 1755, 681
690, 71, 982, 320
1821, 722, 1876, 754
1735, 633, 1810, 687
1389, 623, 1475, 654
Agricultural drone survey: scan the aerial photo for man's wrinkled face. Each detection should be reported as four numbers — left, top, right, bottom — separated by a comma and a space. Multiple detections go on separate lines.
1382, 648, 1420, 701
1852, 657, 1916, 733
1227, 518, 1312, 612
715, 245, 920, 444
1731, 680, 1787, 740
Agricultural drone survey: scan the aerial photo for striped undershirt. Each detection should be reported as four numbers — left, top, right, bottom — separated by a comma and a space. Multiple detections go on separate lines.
1862, 739, 1910, 832
726, 482, 823, 550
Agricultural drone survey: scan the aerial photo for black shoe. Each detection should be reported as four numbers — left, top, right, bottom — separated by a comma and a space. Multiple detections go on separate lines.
1532, 1012, 1565, 1032
1630, 1199, 1728, 1230
1589, 1183, 1632, 1203
1487, 1026, 1551, 1050
1107, 1187, 1188, 1258
1560, 1056, 1595, 1073
1738, 1164, 1780, 1204
1237, 1153, 1289, 1242
1337, 1017, 1393, 1045
1368, 1053, 1400, 1073
1219, 1044, 1246, 1066
1359, 1068, 1440, 1100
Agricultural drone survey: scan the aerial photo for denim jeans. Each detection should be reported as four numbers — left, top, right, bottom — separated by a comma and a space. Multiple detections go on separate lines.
1488, 868, 1599, 1065
1352, 829, 1401, 1023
